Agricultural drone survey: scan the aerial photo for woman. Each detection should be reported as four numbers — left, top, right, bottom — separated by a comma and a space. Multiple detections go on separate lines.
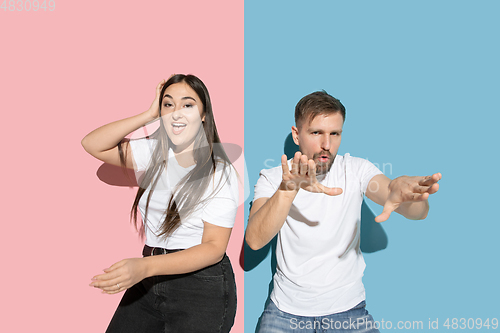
82, 74, 238, 332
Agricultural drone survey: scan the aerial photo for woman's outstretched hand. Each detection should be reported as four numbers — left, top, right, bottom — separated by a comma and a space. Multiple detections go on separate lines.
89, 258, 148, 294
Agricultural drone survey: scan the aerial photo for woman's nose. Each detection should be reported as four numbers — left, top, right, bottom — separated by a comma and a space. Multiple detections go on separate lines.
171, 107, 184, 119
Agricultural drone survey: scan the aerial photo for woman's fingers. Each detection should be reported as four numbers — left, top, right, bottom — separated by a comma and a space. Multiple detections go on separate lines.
91, 264, 124, 285
100, 284, 124, 294
91, 276, 122, 290
155, 79, 166, 96
104, 259, 125, 273
102, 288, 122, 295
97, 268, 117, 278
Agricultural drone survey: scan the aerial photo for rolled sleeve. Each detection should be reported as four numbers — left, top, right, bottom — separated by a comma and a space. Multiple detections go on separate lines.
129, 138, 156, 172
202, 165, 239, 228
253, 169, 279, 201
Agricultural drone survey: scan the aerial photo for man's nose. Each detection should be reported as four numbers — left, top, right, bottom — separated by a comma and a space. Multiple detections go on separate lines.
321, 136, 330, 150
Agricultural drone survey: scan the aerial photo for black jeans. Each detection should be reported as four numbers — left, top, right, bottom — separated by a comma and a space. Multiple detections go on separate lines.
105, 249, 237, 333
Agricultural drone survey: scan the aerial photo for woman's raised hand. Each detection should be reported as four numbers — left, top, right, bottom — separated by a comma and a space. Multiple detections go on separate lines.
146, 79, 167, 121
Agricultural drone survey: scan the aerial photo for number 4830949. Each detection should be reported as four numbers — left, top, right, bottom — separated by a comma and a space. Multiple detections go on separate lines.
443, 318, 498, 330
1, 0, 56, 11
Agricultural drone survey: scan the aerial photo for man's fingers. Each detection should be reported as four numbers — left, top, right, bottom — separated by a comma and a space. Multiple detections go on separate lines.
427, 183, 439, 194
375, 201, 399, 222
406, 192, 429, 201
413, 185, 435, 194
318, 184, 343, 196
308, 159, 316, 180
281, 155, 290, 176
419, 173, 442, 186
299, 155, 308, 175
291, 152, 301, 175
374, 211, 391, 223
418, 176, 433, 186
375, 209, 394, 222
412, 184, 439, 195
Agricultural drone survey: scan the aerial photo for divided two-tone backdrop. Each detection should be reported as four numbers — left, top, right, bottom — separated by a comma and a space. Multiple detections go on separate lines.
1, 1, 498, 332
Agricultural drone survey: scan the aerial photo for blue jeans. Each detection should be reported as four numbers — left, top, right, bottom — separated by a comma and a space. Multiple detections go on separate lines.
258, 300, 380, 333
105, 252, 236, 333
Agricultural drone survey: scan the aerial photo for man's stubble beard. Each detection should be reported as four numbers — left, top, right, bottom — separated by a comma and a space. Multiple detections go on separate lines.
313, 152, 335, 176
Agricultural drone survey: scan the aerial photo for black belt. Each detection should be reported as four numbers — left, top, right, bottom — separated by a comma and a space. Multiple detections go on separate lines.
143, 245, 184, 257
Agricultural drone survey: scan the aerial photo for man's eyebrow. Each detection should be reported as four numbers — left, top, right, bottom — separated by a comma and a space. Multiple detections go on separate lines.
309, 128, 343, 133
163, 94, 197, 102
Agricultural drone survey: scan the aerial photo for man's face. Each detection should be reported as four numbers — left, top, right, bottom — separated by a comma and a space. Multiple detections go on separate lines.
292, 112, 343, 175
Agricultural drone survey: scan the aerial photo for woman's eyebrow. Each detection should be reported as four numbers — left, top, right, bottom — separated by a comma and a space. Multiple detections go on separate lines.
163, 94, 197, 102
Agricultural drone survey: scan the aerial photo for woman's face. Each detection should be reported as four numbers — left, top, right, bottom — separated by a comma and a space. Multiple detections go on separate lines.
161, 82, 205, 153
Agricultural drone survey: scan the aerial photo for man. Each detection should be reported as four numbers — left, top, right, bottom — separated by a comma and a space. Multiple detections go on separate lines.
245, 91, 441, 332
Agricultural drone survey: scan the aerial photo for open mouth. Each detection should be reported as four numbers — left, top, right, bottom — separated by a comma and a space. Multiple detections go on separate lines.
172, 122, 187, 135
315, 152, 332, 164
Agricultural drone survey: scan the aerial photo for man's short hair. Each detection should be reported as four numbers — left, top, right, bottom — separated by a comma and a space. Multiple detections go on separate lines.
294, 90, 346, 127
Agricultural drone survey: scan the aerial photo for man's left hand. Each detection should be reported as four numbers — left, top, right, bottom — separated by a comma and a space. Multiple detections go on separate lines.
374, 173, 442, 222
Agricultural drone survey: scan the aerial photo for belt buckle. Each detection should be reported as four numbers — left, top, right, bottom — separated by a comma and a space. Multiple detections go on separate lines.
150, 247, 167, 256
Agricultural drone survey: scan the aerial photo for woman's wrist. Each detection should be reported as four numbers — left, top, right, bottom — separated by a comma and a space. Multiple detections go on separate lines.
141, 256, 156, 279
140, 109, 158, 125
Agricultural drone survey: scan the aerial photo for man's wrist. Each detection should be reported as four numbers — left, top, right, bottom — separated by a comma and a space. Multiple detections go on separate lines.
279, 181, 299, 199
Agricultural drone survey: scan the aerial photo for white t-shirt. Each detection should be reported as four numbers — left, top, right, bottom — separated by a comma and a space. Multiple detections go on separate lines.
129, 137, 239, 249
253, 153, 383, 316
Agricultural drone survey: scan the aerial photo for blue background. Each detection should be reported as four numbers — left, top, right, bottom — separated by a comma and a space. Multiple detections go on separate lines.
244, 0, 499, 331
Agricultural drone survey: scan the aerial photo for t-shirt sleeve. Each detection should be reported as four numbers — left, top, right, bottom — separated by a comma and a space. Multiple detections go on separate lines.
253, 169, 278, 201
128, 138, 156, 172
202, 165, 240, 228
350, 156, 383, 195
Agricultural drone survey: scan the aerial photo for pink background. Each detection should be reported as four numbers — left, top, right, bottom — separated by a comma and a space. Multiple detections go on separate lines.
0, 0, 244, 331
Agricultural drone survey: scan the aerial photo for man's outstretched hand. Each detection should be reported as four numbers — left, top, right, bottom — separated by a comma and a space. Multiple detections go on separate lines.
374, 173, 442, 222
280, 152, 343, 196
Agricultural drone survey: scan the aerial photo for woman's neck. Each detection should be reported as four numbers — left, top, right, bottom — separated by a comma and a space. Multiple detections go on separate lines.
171, 144, 196, 168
